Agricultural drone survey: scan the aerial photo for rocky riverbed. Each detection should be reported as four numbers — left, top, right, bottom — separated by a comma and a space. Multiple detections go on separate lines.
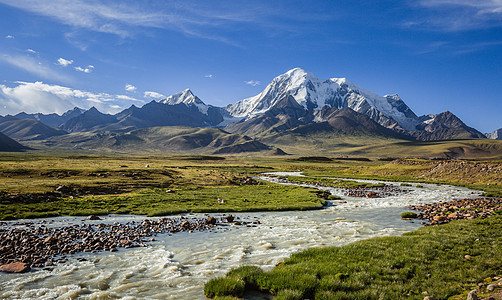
270, 176, 409, 198
0, 214, 250, 273
408, 197, 502, 225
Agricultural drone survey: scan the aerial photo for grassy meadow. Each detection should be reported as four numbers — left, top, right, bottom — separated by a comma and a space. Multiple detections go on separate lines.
0, 152, 501, 220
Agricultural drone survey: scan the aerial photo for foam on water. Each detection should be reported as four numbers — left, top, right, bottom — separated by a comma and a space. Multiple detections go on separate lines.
0, 173, 481, 299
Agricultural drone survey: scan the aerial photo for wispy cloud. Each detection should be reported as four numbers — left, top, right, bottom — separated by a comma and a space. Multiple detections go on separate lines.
0, 81, 144, 115
116, 94, 141, 101
410, 0, 502, 31
75, 65, 94, 73
5, 35, 14, 39
125, 84, 136, 92
144, 91, 165, 99
205, 74, 213, 78
0, 53, 71, 82
245, 80, 260, 86
26, 49, 37, 54
0, 0, 329, 45
57, 57, 74, 67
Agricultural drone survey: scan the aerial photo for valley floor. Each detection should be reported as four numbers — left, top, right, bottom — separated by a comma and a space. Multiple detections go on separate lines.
0, 153, 501, 299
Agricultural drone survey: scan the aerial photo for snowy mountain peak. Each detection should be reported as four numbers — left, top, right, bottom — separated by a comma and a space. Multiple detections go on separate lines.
226, 68, 421, 131
160, 89, 208, 114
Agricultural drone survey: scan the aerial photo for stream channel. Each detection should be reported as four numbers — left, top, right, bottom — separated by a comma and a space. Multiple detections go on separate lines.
0, 172, 482, 299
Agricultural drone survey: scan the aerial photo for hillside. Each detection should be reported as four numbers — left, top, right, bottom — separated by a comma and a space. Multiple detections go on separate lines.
0, 132, 26, 151
31, 126, 280, 155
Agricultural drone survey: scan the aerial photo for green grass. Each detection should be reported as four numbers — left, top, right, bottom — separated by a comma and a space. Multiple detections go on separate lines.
283, 175, 385, 189
0, 183, 326, 219
206, 215, 502, 299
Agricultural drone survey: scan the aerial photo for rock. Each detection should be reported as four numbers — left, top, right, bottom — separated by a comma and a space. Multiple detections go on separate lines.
464, 255, 472, 260
423, 296, 433, 300
205, 217, 217, 225
365, 191, 379, 198
224, 215, 235, 223
433, 215, 446, 222
487, 284, 498, 292
181, 221, 190, 228
467, 289, 478, 300
145, 164, 150, 168
87, 215, 101, 220
234, 221, 241, 225
0, 262, 30, 273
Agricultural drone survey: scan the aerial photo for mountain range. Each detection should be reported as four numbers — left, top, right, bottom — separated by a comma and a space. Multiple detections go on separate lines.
0, 68, 499, 155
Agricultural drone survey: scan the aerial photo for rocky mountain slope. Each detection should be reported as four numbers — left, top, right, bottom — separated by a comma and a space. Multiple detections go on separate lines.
486, 128, 502, 140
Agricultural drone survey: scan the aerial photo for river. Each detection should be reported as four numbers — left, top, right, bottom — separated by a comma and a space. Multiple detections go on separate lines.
0, 173, 481, 299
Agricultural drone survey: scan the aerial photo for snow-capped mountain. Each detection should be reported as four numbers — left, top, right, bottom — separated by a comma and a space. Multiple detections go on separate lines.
486, 128, 502, 140
160, 89, 210, 115
226, 68, 420, 131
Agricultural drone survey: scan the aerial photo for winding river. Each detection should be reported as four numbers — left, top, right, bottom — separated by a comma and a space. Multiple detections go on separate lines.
0, 173, 481, 299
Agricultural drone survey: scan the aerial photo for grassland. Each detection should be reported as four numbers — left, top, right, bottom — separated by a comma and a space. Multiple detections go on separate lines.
0, 154, 332, 220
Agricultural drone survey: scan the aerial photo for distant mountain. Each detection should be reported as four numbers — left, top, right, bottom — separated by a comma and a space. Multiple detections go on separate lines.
226, 68, 420, 131
0, 116, 67, 140
0, 131, 26, 151
14, 107, 84, 127
486, 128, 502, 140
411, 111, 486, 141
60, 107, 117, 132
115, 90, 224, 129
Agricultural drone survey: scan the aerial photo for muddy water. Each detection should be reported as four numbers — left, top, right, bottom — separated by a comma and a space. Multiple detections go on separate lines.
0, 173, 481, 299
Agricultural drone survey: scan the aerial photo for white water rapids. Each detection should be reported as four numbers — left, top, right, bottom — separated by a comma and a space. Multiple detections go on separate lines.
0, 173, 482, 299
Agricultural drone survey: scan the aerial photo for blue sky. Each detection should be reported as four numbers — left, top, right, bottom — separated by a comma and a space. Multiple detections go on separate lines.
0, 0, 501, 132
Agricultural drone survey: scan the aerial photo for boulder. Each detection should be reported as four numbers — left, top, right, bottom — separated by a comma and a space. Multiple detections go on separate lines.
205, 217, 217, 225
0, 262, 30, 273
224, 215, 235, 223
87, 215, 101, 220
487, 284, 498, 292
467, 289, 478, 300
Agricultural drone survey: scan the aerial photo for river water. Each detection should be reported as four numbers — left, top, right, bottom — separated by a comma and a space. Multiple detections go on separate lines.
0, 173, 481, 299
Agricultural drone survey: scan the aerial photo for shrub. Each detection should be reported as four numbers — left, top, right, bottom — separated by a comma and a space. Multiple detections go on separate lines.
401, 212, 418, 219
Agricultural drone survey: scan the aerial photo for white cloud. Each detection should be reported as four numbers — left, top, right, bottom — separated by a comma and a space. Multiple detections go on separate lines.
0, 53, 70, 82
26, 49, 37, 54
75, 65, 94, 73
144, 91, 165, 99
5, 35, 14, 39
125, 84, 137, 92
205, 74, 213, 78
57, 57, 74, 67
0, 81, 145, 115
245, 80, 260, 86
